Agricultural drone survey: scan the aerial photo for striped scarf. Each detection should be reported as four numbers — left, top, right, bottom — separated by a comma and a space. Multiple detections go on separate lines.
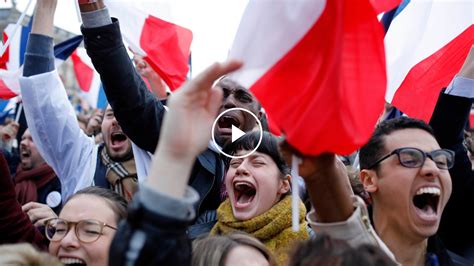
100, 147, 138, 201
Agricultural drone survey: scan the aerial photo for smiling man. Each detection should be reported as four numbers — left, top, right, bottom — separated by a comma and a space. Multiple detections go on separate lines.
289, 117, 468, 265
18, 1, 138, 203
14, 129, 62, 213
215, 78, 262, 147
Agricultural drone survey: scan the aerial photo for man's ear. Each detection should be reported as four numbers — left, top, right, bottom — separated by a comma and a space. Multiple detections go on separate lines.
360, 169, 378, 193
279, 175, 291, 194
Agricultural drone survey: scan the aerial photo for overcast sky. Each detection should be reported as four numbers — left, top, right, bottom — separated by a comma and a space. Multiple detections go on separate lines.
2, 0, 249, 75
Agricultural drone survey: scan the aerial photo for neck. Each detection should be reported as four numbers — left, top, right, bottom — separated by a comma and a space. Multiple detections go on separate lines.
373, 208, 427, 266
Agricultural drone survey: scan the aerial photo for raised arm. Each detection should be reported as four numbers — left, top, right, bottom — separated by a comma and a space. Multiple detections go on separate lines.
109, 61, 241, 265
429, 46, 474, 256
79, 1, 165, 153
20, 0, 98, 201
278, 146, 354, 223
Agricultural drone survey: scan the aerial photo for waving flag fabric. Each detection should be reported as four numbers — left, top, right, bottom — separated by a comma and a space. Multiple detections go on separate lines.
384, 0, 473, 122
106, 1, 193, 91
71, 47, 107, 109
1, 21, 31, 100
0, 32, 83, 100
228, 0, 386, 155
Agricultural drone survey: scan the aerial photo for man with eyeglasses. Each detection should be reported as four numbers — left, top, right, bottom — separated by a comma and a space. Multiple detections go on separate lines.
283, 116, 469, 265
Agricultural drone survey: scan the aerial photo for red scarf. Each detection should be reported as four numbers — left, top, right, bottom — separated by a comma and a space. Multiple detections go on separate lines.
14, 163, 57, 205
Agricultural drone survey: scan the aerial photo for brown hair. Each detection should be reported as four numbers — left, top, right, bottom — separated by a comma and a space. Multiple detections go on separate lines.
287, 234, 395, 266
192, 233, 276, 266
67, 187, 128, 222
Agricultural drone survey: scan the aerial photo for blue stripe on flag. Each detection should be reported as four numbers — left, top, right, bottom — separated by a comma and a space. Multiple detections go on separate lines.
54, 35, 83, 61
97, 83, 108, 109
381, 0, 410, 33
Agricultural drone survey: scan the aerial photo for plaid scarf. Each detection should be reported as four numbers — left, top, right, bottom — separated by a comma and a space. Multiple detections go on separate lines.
100, 147, 138, 202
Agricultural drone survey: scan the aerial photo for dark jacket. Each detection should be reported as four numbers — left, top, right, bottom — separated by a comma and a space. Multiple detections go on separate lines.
81, 19, 223, 238
109, 186, 195, 266
0, 153, 47, 250
429, 91, 474, 263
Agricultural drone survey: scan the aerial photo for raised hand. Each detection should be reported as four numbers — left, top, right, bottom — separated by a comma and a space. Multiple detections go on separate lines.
31, 0, 58, 37
147, 60, 242, 198
279, 140, 354, 223
22, 202, 58, 227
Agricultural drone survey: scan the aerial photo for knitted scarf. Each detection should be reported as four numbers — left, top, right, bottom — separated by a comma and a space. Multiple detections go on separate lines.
14, 163, 57, 205
100, 147, 138, 202
211, 195, 309, 265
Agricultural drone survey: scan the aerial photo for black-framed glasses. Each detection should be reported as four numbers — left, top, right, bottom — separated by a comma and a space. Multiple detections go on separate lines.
44, 218, 117, 243
367, 147, 454, 170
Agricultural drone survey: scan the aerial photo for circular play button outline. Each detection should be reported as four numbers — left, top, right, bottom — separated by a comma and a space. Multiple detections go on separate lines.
211, 107, 263, 159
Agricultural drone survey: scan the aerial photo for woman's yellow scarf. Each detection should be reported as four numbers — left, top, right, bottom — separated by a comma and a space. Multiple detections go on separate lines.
210, 195, 309, 265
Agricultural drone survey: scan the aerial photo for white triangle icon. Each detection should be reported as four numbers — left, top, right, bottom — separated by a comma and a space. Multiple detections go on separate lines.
231, 125, 246, 143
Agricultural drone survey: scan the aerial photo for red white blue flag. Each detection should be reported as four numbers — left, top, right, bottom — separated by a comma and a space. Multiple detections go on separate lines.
228, 0, 386, 155
106, 1, 193, 91
384, 0, 473, 121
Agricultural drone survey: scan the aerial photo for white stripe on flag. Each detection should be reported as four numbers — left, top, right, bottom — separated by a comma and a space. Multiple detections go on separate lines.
228, 0, 326, 88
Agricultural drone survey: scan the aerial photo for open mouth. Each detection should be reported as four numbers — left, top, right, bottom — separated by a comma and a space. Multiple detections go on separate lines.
111, 132, 127, 146
218, 115, 241, 132
21, 151, 30, 158
59, 257, 86, 266
412, 187, 440, 219
233, 180, 256, 208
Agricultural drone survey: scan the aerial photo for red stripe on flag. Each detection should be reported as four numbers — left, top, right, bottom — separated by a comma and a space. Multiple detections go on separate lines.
250, 0, 386, 155
140, 15, 192, 91
370, 0, 401, 14
71, 51, 94, 92
470, 112, 474, 129
392, 25, 474, 122
0, 31, 9, 70
0, 79, 17, 100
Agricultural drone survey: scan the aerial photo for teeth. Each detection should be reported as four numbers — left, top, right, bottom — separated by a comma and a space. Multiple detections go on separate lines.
234, 181, 252, 187
415, 187, 440, 196
60, 258, 86, 264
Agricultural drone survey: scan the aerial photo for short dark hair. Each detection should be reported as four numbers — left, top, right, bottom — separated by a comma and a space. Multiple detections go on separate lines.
287, 234, 396, 266
359, 117, 435, 170
222, 131, 290, 176
67, 187, 128, 222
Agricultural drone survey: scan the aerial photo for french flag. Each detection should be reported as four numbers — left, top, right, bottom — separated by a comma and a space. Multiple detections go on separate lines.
71, 47, 107, 109
0, 22, 30, 99
0, 28, 83, 100
228, 0, 386, 155
384, 0, 473, 122
106, 1, 193, 91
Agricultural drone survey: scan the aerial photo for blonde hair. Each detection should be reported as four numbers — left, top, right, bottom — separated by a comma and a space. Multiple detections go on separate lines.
0, 243, 62, 266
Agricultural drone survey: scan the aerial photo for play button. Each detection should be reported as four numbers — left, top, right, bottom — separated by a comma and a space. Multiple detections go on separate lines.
231, 125, 246, 143
211, 107, 263, 159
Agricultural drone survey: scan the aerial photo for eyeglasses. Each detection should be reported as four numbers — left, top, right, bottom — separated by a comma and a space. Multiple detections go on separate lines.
44, 218, 117, 243
367, 147, 454, 170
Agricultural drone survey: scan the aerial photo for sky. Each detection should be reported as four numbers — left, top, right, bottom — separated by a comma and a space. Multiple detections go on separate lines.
1, 0, 249, 75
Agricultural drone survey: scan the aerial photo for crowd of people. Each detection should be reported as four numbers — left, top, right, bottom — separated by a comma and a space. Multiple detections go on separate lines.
0, 0, 473, 265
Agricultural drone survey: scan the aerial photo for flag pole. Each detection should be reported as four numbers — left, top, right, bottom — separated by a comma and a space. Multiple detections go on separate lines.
0, 0, 34, 57
15, 103, 22, 124
291, 155, 302, 232
74, 0, 83, 24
